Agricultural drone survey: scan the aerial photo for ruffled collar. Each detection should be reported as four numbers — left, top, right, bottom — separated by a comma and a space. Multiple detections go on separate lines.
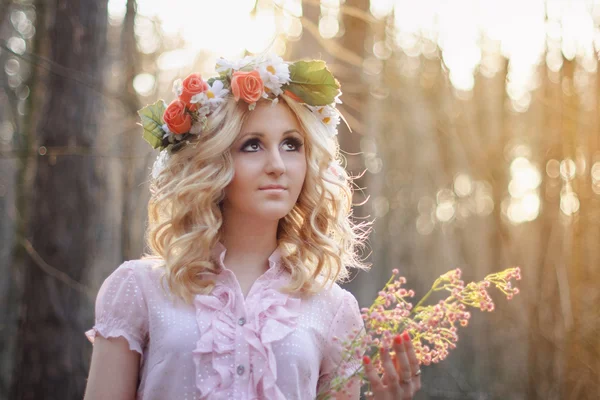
210, 241, 284, 277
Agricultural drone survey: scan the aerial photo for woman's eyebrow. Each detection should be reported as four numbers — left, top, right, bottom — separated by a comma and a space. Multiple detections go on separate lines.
238, 129, 302, 140
282, 129, 302, 136
235, 132, 264, 146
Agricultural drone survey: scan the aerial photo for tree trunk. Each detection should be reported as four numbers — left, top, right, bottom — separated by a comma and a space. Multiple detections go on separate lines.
9, 0, 108, 398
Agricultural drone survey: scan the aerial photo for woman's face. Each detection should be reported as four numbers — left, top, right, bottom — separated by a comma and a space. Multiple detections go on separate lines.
224, 101, 307, 222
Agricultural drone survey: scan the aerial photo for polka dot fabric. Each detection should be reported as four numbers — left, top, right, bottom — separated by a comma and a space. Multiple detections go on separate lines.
85, 243, 363, 399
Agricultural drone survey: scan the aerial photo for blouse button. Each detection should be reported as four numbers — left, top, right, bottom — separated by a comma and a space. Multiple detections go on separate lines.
237, 365, 245, 375
238, 317, 246, 326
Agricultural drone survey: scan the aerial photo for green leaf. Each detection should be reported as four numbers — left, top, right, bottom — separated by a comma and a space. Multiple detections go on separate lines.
137, 100, 167, 149
285, 60, 341, 106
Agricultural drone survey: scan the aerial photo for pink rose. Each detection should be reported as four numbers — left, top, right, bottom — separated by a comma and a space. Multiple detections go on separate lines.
179, 73, 209, 106
163, 99, 191, 135
231, 70, 264, 104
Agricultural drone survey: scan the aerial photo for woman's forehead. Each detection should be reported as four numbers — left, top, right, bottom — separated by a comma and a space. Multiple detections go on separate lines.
239, 101, 304, 135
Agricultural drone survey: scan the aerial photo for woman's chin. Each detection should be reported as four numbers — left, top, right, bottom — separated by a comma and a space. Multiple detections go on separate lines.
253, 205, 294, 221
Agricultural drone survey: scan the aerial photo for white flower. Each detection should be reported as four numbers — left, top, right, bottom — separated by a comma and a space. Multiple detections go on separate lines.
161, 123, 173, 138
172, 79, 183, 97
190, 115, 208, 134
207, 79, 228, 99
257, 55, 290, 97
151, 149, 170, 179
190, 79, 229, 111
216, 55, 255, 73
190, 121, 204, 134
309, 104, 340, 137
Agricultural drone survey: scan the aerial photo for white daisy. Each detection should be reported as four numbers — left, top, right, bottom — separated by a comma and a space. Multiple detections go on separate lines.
257, 55, 290, 97
308, 104, 340, 137
216, 55, 255, 73
190, 79, 229, 111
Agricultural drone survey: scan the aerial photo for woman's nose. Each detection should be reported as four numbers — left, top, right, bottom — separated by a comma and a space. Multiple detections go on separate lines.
265, 148, 286, 175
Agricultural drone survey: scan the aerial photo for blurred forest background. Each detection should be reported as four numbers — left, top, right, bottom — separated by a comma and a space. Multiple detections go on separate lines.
1, 0, 599, 399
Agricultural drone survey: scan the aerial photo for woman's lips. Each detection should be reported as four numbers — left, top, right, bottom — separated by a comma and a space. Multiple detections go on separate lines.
259, 185, 286, 190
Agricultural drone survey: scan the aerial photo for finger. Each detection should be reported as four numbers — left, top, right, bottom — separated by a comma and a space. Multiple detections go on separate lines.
363, 355, 385, 395
394, 334, 415, 400
391, 353, 399, 373
393, 334, 412, 383
380, 346, 402, 396
402, 331, 422, 392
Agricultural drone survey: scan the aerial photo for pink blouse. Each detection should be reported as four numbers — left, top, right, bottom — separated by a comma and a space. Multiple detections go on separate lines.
85, 243, 364, 399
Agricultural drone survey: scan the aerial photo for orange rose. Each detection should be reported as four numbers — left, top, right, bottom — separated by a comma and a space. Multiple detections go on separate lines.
163, 99, 191, 135
179, 73, 209, 106
231, 70, 264, 104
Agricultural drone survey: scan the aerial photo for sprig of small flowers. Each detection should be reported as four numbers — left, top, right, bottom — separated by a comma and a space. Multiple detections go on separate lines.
316, 266, 522, 399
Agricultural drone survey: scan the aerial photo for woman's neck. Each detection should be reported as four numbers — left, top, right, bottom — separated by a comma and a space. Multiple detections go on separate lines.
219, 212, 280, 279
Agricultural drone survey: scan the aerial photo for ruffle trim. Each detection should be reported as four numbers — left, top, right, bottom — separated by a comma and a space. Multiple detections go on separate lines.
192, 281, 301, 399
85, 323, 145, 364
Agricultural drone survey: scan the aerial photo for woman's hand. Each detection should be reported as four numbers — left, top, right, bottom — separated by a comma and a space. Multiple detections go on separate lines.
362, 331, 422, 399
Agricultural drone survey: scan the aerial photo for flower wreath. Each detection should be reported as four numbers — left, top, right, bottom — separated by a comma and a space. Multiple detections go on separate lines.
137, 54, 345, 178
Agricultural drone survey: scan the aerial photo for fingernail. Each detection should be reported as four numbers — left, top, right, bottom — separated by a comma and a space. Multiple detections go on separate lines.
394, 334, 403, 345
379, 346, 386, 355
402, 330, 410, 342
363, 355, 371, 365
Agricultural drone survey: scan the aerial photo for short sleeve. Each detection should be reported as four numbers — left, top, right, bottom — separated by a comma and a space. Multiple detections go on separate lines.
318, 289, 365, 392
85, 261, 148, 356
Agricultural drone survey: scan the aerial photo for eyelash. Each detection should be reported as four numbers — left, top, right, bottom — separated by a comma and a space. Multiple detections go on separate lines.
241, 137, 304, 152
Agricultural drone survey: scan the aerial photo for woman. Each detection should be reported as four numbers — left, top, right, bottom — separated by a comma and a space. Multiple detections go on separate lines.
84, 54, 422, 399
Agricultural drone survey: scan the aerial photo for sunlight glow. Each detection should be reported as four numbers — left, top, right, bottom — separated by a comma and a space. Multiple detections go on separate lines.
319, 0, 342, 39
591, 161, 600, 195
418, 177, 494, 234
435, 189, 456, 223
385, 0, 600, 103
454, 174, 473, 197
505, 156, 541, 224
560, 188, 580, 216
117, 0, 287, 71
133, 73, 156, 96
371, 0, 395, 20
560, 158, 577, 181
416, 214, 435, 235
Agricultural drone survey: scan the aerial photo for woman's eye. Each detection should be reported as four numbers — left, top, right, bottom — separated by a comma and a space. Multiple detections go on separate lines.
242, 139, 261, 152
283, 138, 303, 151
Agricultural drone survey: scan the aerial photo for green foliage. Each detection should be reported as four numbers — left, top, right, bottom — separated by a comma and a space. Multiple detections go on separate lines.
137, 100, 167, 149
285, 60, 341, 106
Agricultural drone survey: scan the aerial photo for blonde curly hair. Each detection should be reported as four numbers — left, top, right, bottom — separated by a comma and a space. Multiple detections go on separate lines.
142, 94, 371, 305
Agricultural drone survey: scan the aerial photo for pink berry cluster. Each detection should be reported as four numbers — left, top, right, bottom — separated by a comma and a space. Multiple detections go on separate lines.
315, 266, 522, 399
407, 267, 520, 366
